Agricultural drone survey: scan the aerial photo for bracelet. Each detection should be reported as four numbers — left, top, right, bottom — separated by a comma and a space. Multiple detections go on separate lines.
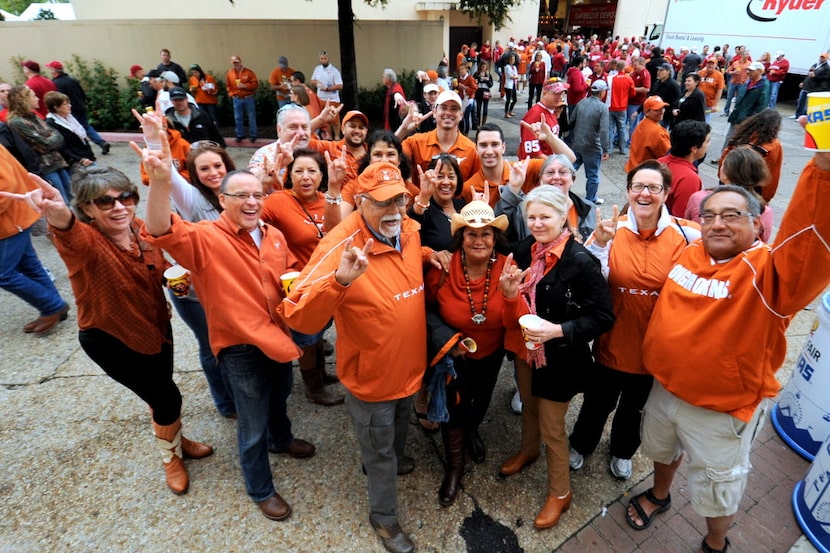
324, 193, 342, 205
414, 198, 430, 209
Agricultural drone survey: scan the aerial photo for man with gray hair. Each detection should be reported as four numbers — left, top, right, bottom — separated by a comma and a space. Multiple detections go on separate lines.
142, 134, 316, 522
249, 103, 312, 190
626, 148, 830, 553
382, 68, 407, 131
570, 79, 610, 204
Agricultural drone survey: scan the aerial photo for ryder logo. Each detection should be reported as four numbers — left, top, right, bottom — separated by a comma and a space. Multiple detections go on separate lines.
748, 0, 826, 22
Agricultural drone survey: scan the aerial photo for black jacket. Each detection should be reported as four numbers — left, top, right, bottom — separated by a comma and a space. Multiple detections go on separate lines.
514, 235, 615, 402
650, 77, 681, 126
52, 73, 88, 120
165, 104, 226, 147
47, 119, 96, 166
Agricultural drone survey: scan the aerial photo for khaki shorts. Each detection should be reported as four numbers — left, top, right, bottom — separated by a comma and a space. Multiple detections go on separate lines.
640, 380, 769, 518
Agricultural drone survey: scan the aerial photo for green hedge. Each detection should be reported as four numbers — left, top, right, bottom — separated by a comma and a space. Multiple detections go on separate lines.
4, 55, 418, 133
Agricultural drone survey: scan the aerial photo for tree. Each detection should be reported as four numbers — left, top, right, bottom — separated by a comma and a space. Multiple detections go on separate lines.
230, 0, 526, 112
33, 8, 56, 19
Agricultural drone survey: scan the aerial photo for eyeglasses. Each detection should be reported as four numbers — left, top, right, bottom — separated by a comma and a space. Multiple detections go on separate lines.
542, 169, 573, 178
222, 192, 268, 201
699, 210, 753, 225
90, 191, 139, 210
361, 194, 408, 208
190, 140, 221, 150
747, 143, 769, 157
629, 183, 665, 194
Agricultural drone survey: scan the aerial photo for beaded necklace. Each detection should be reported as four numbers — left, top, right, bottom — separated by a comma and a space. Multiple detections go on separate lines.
461, 249, 493, 325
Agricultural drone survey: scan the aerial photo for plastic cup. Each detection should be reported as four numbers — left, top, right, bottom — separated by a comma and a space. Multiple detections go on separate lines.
280, 271, 301, 295
804, 92, 830, 151
519, 314, 545, 350
164, 265, 191, 297
458, 337, 478, 354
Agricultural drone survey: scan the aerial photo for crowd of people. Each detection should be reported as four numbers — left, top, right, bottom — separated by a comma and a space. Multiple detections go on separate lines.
2, 35, 830, 553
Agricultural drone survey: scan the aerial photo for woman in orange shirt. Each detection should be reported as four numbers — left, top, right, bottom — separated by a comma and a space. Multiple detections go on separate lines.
188, 64, 219, 125
5, 167, 212, 495
425, 200, 526, 506
260, 148, 343, 406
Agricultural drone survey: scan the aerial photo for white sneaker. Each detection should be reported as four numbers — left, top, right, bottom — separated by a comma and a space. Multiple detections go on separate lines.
511, 390, 523, 415
569, 447, 584, 470
593, 197, 605, 205
610, 456, 632, 480
789, 115, 798, 119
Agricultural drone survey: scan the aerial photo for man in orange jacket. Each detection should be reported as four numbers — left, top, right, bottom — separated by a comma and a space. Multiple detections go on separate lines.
625, 150, 830, 553
226, 55, 259, 144
282, 162, 447, 553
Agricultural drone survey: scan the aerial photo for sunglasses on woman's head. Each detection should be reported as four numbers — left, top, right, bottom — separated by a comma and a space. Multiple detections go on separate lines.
91, 191, 139, 210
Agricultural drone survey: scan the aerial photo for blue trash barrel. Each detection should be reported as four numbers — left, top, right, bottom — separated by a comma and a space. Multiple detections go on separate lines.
793, 432, 830, 553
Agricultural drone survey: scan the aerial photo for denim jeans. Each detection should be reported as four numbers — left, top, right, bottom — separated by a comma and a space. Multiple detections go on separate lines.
43, 169, 72, 203
0, 226, 66, 317
218, 344, 294, 502
626, 105, 642, 146
75, 113, 105, 147
346, 390, 412, 527
795, 89, 809, 117
769, 81, 782, 108
723, 82, 745, 115
168, 290, 235, 416
573, 149, 602, 202
609, 110, 628, 153
233, 96, 257, 139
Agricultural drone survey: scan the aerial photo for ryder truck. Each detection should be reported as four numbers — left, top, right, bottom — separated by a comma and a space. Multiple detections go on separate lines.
648, 0, 830, 75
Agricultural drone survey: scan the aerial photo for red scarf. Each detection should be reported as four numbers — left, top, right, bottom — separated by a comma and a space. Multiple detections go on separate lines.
519, 228, 570, 368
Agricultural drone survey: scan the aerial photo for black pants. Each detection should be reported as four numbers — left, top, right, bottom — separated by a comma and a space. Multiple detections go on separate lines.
475, 96, 490, 126
528, 83, 543, 109
446, 348, 505, 432
569, 362, 653, 460
504, 89, 517, 115
79, 327, 181, 425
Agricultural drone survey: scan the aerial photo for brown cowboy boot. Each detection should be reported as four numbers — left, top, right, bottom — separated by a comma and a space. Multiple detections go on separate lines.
152, 418, 189, 494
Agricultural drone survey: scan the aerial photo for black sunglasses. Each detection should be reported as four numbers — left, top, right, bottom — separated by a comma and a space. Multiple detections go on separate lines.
747, 143, 769, 157
91, 191, 139, 210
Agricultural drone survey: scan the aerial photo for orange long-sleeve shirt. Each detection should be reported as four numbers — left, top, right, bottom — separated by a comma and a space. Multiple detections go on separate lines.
52, 217, 171, 355
225, 67, 258, 99
189, 74, 218, 105
425, 252, 528, 358
142, 213, 301, 362
642, 158, 830, 421
260, 190, 339, 266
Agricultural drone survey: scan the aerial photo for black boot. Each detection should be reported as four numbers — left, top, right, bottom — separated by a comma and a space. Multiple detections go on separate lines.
466, 429, 486, 463
300, 345, 344, 406
439, 426, 465, 506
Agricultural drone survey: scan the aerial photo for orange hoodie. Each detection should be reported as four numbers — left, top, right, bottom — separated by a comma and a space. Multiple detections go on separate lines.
642, 159, 830, 421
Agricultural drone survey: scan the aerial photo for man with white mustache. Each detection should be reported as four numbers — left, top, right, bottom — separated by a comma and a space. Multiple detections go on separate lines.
282, 162, 449, 553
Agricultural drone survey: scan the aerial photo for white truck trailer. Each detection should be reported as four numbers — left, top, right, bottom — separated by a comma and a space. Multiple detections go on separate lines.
647, 0, 830, 75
